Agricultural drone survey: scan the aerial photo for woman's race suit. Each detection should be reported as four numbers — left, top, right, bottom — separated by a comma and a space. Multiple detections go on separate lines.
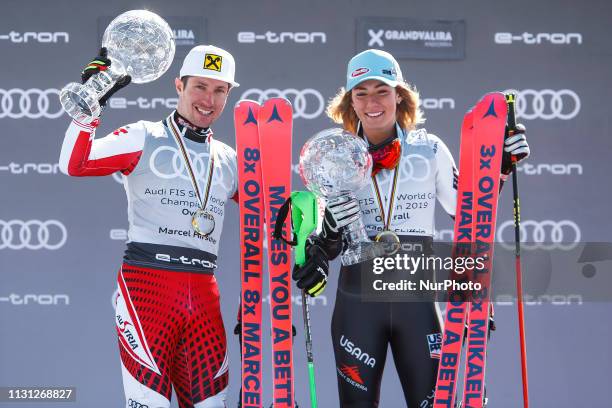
331, 124, 457, 408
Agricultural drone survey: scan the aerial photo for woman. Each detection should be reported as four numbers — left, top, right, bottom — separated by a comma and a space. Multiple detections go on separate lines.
292, 49, 529, 407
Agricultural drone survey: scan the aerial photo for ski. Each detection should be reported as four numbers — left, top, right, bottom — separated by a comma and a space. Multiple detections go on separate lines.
434, 92, 507, 408
434, 108, 475, 408
235, 100, 265, 408
461, 93, 506, 408
259, 98, 295, 407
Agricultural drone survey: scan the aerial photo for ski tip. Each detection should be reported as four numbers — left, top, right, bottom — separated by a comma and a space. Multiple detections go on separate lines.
481, 91, 506, 100
475, 92, 508, 120
234, 99, 261, 109
262, 97, 292, 108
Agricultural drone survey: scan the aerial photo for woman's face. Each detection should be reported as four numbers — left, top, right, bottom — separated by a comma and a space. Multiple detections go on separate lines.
351, 79, 401, 137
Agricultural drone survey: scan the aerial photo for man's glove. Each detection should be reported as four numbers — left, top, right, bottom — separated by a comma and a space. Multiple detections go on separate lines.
501, 123, 530, 176
81, 47, 131, 107
292, 236, 330, 297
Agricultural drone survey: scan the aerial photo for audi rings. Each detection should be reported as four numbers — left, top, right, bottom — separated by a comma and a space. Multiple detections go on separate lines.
0, 219, 68, 250
497, 219, 581, 250
148, 146, 233, 191
239, 88, 324, 119
377, 152, 432, 184
506, 89, 580, 120
149, 145, 206, 181
0, 88, 64, 119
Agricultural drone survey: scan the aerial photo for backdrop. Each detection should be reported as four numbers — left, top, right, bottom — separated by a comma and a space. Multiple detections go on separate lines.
1, 0, 611, 407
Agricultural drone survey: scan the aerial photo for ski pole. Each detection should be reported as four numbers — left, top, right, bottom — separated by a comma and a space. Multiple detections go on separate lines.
274, 191, 319, 408
505, 92, 530, 408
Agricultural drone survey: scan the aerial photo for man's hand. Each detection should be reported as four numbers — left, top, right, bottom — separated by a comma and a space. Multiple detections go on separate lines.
292, 236, 330, 297
81, 47, 132, 107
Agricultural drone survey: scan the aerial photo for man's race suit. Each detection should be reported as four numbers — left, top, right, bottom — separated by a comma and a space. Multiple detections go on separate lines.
331, 124, 457, 407
59, 111, 237, 408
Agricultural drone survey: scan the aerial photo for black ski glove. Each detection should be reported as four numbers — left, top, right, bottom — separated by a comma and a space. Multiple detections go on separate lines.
292, 235, 329, 297
81, 47, 131, 107
501, 123, 529, 176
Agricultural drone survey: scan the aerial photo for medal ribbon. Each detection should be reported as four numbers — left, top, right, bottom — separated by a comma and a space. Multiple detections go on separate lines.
167, 116, 215, 212
364, 123, 404, 232
372, 162, 400, 231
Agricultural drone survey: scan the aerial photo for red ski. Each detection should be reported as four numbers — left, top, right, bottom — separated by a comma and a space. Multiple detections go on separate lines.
235, 100, 265, 408
434, 93, 506, 408
434, 109, 475, 408
259, 98, 294, 407
461, 93, 506, 408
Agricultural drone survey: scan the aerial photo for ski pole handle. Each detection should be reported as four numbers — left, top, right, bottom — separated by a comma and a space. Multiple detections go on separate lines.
506, 93, 517, 127
505, 92, 518, 162
289, 191, 318, 266
272, 190, 317, 265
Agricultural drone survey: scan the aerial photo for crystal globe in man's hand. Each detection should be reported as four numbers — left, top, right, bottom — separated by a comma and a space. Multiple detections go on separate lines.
59, 9, 175, 123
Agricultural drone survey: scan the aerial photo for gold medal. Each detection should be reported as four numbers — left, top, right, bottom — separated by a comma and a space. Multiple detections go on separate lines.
192, 208, 215, 236
375, 230, 401, 255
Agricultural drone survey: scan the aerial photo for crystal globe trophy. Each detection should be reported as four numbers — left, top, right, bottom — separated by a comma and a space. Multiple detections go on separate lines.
299, 128, 381, 265
59, 10, 175, 123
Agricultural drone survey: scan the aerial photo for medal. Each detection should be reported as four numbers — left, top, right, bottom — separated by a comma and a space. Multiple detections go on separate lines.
375, 229, 401, 256
192, 208, 216, 236
168, 115, 216, 237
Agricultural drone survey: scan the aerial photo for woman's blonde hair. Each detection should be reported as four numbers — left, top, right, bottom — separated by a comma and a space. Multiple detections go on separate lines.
326, 81, 424, 134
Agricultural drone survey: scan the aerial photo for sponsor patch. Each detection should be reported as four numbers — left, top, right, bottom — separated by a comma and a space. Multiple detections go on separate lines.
337, 364, 368, 392
382, 67, 397, 77
351, 67, 370, 77
339, 334, 376, 367
204, 53, 222, 71
427, 332, 442, 359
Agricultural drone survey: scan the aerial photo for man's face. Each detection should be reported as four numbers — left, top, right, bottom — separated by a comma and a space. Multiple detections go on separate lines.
175, 76, 231, 128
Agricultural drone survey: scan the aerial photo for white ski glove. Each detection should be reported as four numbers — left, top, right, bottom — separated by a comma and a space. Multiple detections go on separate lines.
323, 195, 361, 234
502, 123, 530, 178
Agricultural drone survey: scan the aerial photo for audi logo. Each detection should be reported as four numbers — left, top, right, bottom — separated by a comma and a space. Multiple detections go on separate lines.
0, 88, 64, 119
506, 89, 580, 120
377, 130, 433, 184
0, 219, 67, 250
376, 152, 431, 185
149, 146, 233, 192
239, 88, 324, 119
497, 219, 581, 250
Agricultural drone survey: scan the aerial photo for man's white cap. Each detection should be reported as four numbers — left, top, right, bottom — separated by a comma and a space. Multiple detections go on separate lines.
179, 45, 240, 87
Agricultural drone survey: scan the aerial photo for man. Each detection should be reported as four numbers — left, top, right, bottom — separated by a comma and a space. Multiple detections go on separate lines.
59, 44, 239, 408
